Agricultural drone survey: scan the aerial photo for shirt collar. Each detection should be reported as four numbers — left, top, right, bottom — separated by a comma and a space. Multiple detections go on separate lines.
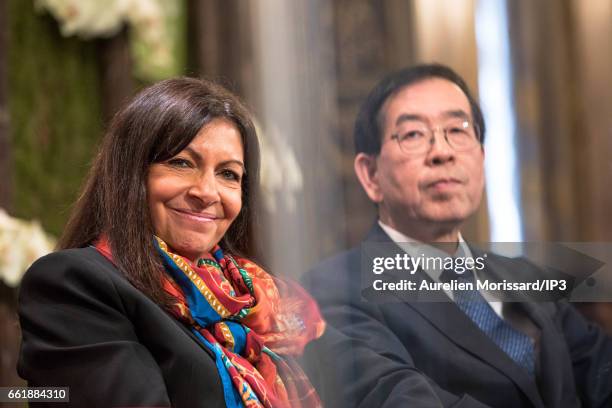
377, 219, 474, 282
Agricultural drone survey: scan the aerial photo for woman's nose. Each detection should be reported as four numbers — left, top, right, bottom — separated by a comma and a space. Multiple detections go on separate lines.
187, 172, 221, 204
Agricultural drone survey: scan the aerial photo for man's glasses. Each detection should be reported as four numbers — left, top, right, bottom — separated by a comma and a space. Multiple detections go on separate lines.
390, 119, 481, 155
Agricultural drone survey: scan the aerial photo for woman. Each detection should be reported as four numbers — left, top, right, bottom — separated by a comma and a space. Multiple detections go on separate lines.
18, 78, 325, 408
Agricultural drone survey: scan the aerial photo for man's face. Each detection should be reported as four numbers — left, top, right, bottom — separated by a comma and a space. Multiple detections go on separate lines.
366, 78, 485, 232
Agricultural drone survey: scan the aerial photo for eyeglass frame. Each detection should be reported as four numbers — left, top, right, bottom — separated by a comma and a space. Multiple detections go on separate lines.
389, 118, 482, 155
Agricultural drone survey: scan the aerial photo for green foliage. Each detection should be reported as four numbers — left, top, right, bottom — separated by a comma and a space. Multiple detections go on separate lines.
8, 0, 102, 236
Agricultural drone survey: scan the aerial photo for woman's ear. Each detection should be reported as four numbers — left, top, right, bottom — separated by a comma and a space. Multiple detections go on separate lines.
354, 153, 383, 203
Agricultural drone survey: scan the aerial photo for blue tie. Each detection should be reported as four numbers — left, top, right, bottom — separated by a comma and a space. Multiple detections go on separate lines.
442, 269, 535, 376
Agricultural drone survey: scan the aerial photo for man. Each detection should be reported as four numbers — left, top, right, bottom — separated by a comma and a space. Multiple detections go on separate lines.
301, 64, 612, 408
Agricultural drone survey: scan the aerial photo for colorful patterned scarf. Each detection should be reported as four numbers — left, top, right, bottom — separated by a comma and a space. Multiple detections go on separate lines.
95, 236, 324, 408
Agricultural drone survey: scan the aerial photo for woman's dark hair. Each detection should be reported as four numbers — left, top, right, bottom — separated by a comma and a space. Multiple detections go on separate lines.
58, 77, 260, 307
354, 63, 486, 155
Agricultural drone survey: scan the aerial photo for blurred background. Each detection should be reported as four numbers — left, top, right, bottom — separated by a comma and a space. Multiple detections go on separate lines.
1, 0, 611, 394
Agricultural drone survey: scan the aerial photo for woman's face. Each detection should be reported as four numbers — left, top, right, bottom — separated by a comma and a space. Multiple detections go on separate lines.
147, 119, 245, 261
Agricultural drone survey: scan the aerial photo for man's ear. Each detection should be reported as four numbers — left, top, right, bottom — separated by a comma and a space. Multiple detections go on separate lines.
354, 152, 383, 203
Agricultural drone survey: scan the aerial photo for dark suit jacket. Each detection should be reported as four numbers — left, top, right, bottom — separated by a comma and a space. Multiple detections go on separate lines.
18, 247, 226, 408
301, 224, 612, 408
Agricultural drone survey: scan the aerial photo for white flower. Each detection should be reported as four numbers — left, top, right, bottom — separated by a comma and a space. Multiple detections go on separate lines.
35, 0, 128, 38
35, 0, 177, 80
0, 209, 56, 287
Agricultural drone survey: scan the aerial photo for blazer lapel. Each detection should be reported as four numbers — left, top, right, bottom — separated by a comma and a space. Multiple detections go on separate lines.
165, 311, 217, 360
519, 301, 573, 408
404, 300, 546, 408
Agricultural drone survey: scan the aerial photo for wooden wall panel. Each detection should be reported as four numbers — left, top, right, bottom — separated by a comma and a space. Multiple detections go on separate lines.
571, 0, 612, 241
332, 0, 390, 245
507, 0, 579, 241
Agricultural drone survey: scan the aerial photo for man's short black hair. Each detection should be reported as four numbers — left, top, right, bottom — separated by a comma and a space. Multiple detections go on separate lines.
354, 63, 486, 155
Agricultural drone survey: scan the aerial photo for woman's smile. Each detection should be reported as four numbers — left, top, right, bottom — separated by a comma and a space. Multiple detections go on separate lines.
170, 208, 220, 223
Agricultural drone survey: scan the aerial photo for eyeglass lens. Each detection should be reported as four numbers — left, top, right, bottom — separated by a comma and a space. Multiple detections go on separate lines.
393, 119, 479, 153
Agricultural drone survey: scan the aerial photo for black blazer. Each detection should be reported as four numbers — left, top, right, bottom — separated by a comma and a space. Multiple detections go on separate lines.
18, 247, 226, 408
301, 224, 612, 408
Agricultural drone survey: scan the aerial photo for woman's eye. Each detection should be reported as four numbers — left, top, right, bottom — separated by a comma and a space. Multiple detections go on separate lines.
219, 169, 241, 182
167, 158, 192, 168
